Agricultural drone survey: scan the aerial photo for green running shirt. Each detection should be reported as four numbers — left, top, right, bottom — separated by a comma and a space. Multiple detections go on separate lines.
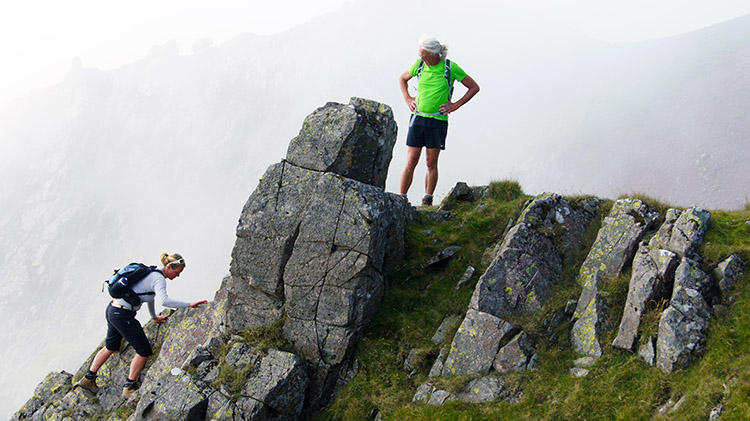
408, 59, 467, 121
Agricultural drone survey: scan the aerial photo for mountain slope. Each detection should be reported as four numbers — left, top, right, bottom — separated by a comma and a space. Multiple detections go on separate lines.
1, 1, 749, 416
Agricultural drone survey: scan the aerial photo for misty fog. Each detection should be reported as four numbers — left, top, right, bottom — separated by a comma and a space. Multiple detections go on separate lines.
2, 0, 749, 415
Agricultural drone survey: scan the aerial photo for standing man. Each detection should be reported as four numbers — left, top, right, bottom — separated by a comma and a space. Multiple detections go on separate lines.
399, 35, 480, 206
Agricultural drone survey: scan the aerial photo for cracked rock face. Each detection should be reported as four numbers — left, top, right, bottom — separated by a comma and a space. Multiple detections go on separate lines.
612, 244, 677, 351
443, 193, 598, 377
572, 198, 659, 358
470, 193, 598, 320
656, 259, 712, 373
285, 97, 397, 190
648, 207, 711, 259
223, 98, 413, 412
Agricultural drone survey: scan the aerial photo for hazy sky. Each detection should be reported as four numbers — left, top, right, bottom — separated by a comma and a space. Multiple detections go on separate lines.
2, 0, 750, 106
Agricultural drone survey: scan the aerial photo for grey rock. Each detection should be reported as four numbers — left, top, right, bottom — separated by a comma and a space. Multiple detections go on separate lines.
457, 376, 505, 403
427, 389, 457, 406
203, 335, 225, 359
573, 356, 597, 368
673, 257, 713, 301
426, 245, 462, 267
13, 371, 73, 420
235, 396, 268, 420
432, 315, 462, 345
243, 349, 309, 419
527, 353, 540, 371
571, 291, 609, 358
516, 193, 602, 264
439, 181, 473, 211
455, 266, 476, 290
423, 209, 455, 223
471, 193, 599, 321
403, 348, 420, 372
442, 309, 519, 376
206, 391, 238, 420
570, 367, 590, 377
649, 207, 711, 258
285, 98, 397, 189
225, 101, 412, 415
225, 342, 261, 370
714, 254, 745, 301
613, 244, 677, 351
470, 224, 562, 319
656, 260, 712, 373
493, 331, 536, 374
638, 336, 656, 366
182, 345, 215, 370
413, 382, 435, 403
572, 198, 658, 358
135, 370, 208, 421
565, 299, 578, 315
429, 347, 449, 378
196, 360, 220, 384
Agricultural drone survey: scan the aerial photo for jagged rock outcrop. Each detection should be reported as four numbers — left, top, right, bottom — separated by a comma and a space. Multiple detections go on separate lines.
656, 258, 713, 373
13, 304, 216, 420
648, 207, 711, 259
219, 97, 412, 413
612, 244, 678, 351
16, 98, 411, 420
441, 193, 600, 378
571, 198, 659, 358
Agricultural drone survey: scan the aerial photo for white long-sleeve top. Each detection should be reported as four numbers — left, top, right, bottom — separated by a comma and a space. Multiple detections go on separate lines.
112, 270, 189, 318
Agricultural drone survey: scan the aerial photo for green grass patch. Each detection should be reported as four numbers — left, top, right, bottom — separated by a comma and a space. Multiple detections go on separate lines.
318, 184, 750, 420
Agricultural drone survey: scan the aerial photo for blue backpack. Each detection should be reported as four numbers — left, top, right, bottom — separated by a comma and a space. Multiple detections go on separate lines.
105, 263, 162, 307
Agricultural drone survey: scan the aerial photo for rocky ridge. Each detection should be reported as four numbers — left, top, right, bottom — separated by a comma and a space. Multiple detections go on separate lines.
14, 98, 746, 419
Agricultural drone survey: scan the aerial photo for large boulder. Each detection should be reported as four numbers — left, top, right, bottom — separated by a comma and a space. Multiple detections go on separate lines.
285, 97, 397, 190
612, 244, 678, 351
442, 309, 519, 376
572, 198, 659, 358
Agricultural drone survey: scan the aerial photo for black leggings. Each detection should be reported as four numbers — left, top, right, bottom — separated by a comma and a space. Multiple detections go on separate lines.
104, 304, 153, 356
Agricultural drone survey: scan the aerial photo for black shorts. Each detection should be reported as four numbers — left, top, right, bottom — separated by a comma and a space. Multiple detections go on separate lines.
406, 115, 448, 150
104, 304, 153, 356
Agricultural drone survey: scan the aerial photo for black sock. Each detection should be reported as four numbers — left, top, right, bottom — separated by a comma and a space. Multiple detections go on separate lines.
124, 377, 138, 388
85, 371, 97, 380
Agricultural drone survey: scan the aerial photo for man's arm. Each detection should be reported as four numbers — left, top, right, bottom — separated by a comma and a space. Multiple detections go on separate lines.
439, 75, 480, 115
399, 71, 417, 112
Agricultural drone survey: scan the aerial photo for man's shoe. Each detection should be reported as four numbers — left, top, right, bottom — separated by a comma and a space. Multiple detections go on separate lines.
78, 377, 99, 394
421, 196, 433, 207
122, 384, 137, 398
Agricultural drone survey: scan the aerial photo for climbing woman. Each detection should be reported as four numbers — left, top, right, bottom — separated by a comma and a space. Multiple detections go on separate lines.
78, 252, 208, 398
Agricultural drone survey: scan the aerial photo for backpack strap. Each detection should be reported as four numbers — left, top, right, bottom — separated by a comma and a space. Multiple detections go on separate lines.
135, 268, 163, 296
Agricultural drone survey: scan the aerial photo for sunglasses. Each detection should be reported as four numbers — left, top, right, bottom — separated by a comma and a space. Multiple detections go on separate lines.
167, 258, 185, 267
